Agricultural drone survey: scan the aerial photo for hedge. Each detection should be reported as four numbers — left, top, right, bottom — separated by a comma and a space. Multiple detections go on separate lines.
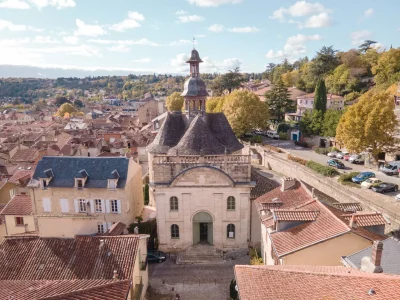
306, 160, 339, 177
295, 140, 308, 148
314, 147, 329, 155
288, 154, 308, 166
338, 172, 361, 188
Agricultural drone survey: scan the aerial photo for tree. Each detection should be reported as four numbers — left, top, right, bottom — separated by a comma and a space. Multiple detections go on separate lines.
55, 95, 70, 106
264, 78, 293, 121
55, 103, 77, 117
372, 48, 400, 90
165, 92, 184, 111
222, 90, 269, 136
74, 99, 84, 108
313, 78, 327, 113
322, 109, 343, 137
310, 46, 340, 79
359, 40, 377, 53
206, 96, 225, 113
299, 110, 324, 137
211, 67, 245, 95
336, 90, 397, 162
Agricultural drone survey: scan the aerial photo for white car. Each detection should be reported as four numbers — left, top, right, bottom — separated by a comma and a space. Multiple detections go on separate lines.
361, 178, 382, 189
327, 151, 338, 157
396, 194, 400, 201
336, 151, 349, 159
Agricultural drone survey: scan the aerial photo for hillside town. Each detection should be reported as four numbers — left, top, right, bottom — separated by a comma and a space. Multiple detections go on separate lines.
1, 1, 400, 300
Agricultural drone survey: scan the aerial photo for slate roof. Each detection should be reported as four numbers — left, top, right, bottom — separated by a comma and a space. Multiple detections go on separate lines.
250, 169, 280, 200
0, 279, 131, 300
235, 265, 400, 300
181, 77, 209, 97
0, 235, 140, 280
343, 238, 400, 275
186, 49, 203, 63
0, 194, 32, 216
32, 157, 129, 188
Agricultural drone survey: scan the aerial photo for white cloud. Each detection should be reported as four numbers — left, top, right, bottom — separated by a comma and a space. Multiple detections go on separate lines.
370, 42, 384, 50
63, 35, 79, 44
0, 19, 41, 31
271, 1, 328, 20
88, 38, 160, 47
110, 11, 145, 32
108, 44, 130, 53
300, 12, 332, 28
169, 39, 197, 46
364, 8, 373, 17
34, 35, 60, 44
178, 14, 204, 23
74, 19, 106, 37
175, 10, 188, 15
0, 0, 30, 9
28, 0, 76, 9
188, 0, 242, 7
228, 26, 259, 33
351, 30, 371, 45
132, 58, 151, 63
0, 38, 30, 46
265, 34, 321, 61
208, 24, 224, 32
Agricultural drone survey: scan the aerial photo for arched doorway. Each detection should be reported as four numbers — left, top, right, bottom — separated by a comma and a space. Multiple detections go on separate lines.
192, 212, 213, 245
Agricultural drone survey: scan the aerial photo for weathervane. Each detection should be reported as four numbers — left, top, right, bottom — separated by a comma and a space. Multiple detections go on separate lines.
193, 37, 196, 49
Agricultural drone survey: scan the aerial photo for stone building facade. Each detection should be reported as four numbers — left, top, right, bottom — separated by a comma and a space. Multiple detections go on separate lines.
148, 49, 252, 253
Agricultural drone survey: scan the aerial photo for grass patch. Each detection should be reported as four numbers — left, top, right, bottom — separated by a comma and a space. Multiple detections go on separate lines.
306, 160, 339, 177
288, 154, 308, 166
338, 172, 361, 188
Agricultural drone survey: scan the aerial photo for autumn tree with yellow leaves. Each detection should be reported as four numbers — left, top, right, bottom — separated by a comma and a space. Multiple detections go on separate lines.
165, 92, 184, 111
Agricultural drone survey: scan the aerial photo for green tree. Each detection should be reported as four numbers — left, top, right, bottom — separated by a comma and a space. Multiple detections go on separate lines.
55, 103, 77, 117
299, 110, 324, 137
55, 95, 71, 106
313, 78, 327, 113
206, 96, 225, 113
336, 90, 397, 161
322, 109, 343, 137
223, 90, 269, 136
372, 48, 400, 89
358, 40, 377, 53
310, 46, 340, 79
165, 92, 184, 111
264, 78, 293, 121
73, 99, 84, 108
211, 67, 245, 95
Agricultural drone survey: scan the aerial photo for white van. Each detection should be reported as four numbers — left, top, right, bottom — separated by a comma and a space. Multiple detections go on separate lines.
266, 130, 279, 139
380, 161, 400, 176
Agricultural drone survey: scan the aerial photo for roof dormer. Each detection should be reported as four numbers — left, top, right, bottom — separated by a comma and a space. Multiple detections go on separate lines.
40, 168, 54, 189
108, 169, 120, 189
272, 209, 320, 232
75, 169, 88, 189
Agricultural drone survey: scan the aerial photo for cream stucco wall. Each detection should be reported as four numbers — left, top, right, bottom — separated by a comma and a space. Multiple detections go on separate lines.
0, 223, 6, 242
31, 158, 144, 238
131, 236, 149, 300
4, 215, 35, 235
153, 167, 251, 252
281, 232, 373, 266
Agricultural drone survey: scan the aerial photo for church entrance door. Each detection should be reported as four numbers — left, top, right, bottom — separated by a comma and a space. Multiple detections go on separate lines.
192, 212, 213, 245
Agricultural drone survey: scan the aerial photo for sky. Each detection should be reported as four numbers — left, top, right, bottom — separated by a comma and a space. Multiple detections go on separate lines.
0, 0, 398, 76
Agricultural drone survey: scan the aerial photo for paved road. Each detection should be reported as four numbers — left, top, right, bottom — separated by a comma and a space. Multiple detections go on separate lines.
262, 137, 400, 198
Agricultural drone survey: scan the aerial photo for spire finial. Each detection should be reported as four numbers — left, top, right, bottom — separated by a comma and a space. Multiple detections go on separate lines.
193, 37, 196, 49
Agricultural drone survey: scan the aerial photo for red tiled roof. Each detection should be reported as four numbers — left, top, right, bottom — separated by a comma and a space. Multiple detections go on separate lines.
273, 210, 319, 221
0, 194, 32, 215
332, 202, 364, 213
0, 235, 140, 280
235, 265, 400, 300
269, 200, 350, 257
7, 169, 34, 185
106, 222, 127, 236
11, 149, 37, 162
0, 279, 130, 300
342, 212, 387, 227
250, 169, 280, 200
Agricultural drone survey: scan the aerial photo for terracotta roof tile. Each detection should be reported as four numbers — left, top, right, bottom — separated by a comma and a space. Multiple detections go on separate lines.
7, 169, 34, 186
105, 222, 127, 236
332, 202, 364, 212
341, 212, 387, 227
235, 265, 400, 300
0, 235, 140, 280
11, 149, 37, 162
272, 210, 320, 221
0, 194, 32, 215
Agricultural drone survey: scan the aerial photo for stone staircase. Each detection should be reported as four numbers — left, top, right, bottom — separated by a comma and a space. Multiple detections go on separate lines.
176, 243, 225, 265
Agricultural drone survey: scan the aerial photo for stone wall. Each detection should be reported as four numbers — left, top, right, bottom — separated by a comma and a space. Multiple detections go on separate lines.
258, 148, 400, 233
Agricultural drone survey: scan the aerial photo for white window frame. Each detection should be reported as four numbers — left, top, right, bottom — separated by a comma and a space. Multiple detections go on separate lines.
227, 196, 235, 211
97, 222, 105, 234
95, 199, 102, 213
9, 189, 16, 199
78, 199, 87, 213
42, 198, 51, 212
60, 199, 69, 213
110, 199, 118, 213
15, 216, 24, 226
108, 180, 117, 190
170, 196, 178, 211
76, 179, 84, 189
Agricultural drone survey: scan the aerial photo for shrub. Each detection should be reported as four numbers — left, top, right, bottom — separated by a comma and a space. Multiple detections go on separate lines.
328, 146, 339, 152
295, 140, 308, 148
338, 172, 361, 188
314, 147, 329, 155
265, 144, 283, 153
250, 135, 263, 144
249, 248, 263, 265
288, 154, 308, 166
306, 160, 339, 177
344, 91, 361, 102
277, 122, 291, 133
279, 132, 288, 140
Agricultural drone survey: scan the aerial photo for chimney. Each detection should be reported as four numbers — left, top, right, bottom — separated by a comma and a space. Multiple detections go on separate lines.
113, 270, 119, 280
134, 226, 139, 235
281, 177, 296, 192
371, 241, 383, 270
349, 214, 357, 228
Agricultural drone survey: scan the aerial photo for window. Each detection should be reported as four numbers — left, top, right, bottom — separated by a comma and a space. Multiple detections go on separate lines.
227, 224, 235, 238
97, 222, 104, 234
110, 199, 118, 213
9, 189, 15, 199
95, 199, 102, 213
77, 179, 83, 189
15, 217, 24, 226
170, 196, 178, 211
108, 180, 117, 189
79, 199, 86, 212
227, 196, 235, 211
171, 224, 179, 239
41, 179, 47, 189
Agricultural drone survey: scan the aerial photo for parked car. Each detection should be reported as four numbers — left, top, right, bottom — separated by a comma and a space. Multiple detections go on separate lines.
327, 151, 338, 158
395, 194, 400, 201
327, 159, 345, 169
343, 153, 352, 161
147, 251, 167, 263
361, 178, 382, 189
351, 172, 376, 184
266, 130, 279, 139
371, 182, 399, 194
380, 162, 400, 176
349, 154, 365, 164
336, 151, 349, 159
253, 130, 264, 136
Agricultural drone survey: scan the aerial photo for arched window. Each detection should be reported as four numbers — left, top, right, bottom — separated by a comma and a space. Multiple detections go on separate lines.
170, 196, 178, 211
227, 224, 235, 238
227, 196, 235, 211
171, 224, 179, 239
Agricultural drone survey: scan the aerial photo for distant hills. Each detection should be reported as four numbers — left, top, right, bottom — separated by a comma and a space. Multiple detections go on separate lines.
0, 65, 157, 78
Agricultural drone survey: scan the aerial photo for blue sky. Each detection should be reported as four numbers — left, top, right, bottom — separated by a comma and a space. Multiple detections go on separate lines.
0, 0, 398, 75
